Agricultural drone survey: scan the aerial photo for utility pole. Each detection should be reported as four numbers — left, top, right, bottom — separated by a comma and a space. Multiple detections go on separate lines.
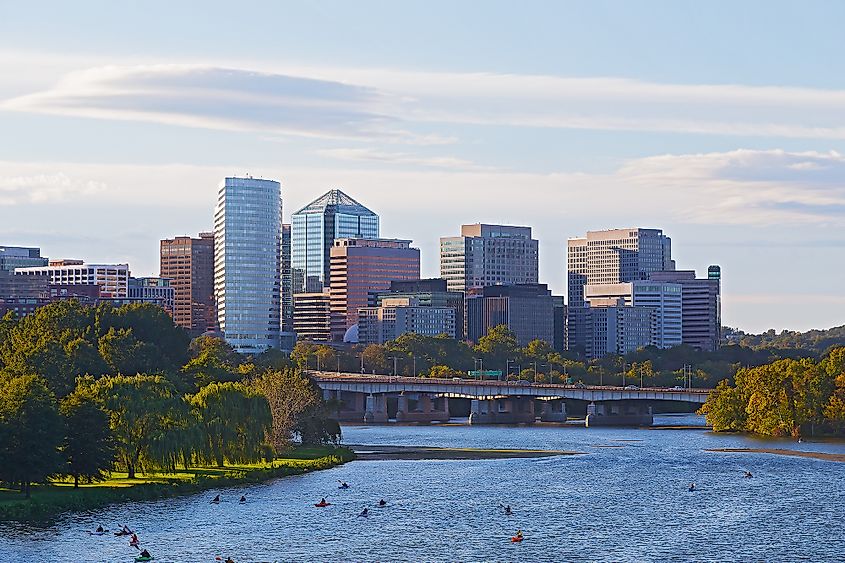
360, 352, 364, 374
392, 356, 398, 377
413, 355, 417, 377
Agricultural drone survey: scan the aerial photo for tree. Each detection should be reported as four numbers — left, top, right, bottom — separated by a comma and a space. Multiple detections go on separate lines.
0, 375, 63, 497
92, 374, 186, 478
290, 342, 319, 369
60, 381, 115, 487
427, 365, 456, 378
98, 327, 158, 375
190, 382, 272, 467
315, 346, 337, 371
474, 325, 520, 374
699, 379, 748, 432
252, 368, 324, 451
181, 336, 241, 389
362, 344, 389, 373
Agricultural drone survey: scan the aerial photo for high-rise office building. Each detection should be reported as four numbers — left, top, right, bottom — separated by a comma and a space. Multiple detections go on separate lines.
567, 228, 674, 351
280, 223, 295, 351
16, 261, 130, 298
160, 232, 214, 336
374, 278, 465, 339
0, 246, 48, 271
329, 238, 420, 341
293, 292, 332, 342
440, 224, 539, 293
650, 267, 721, 352
358, 297, 457, 345
584, 280, 683, 350
291, 189, 379, 293
585, 302, 654, 360
466, 283, 556, 347
213, 177, 282, 353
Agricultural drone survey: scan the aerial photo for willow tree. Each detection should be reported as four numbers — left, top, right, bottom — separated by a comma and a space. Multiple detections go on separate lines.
190, 382, 271, 467
92, 374, 186, 478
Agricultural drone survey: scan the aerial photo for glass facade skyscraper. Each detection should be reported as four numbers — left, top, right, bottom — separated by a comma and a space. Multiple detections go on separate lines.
213, 177, 282, 353
291, 189, 379, 293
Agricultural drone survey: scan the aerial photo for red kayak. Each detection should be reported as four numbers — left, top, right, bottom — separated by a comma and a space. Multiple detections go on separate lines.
314, 502, 332, 507
511, 536, 524, 543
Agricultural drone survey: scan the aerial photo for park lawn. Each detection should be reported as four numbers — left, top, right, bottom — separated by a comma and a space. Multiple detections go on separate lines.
0, 445, 354, 521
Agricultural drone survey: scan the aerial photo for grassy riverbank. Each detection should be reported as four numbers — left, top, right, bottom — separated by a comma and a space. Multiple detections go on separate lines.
0, 446, 354, 521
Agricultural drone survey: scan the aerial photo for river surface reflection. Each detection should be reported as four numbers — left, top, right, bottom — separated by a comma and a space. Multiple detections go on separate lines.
2, 415, 844, 562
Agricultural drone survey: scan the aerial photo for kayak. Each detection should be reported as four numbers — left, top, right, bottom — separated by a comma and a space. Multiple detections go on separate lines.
88, 530, 109, 535
115, 530, 132, 536
129, 540, 140, 548
135, 557, 154, 562
511, 536, 524, 543
314, 502, 332, 507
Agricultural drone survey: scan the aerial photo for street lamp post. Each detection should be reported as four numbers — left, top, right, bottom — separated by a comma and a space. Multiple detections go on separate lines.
391, 356, 399, 377
474, 358, 483, 380
413, 355, 417, 377
360, 352, 365, 374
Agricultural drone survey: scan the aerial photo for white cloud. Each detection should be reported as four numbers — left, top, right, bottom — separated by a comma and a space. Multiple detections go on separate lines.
5, 59, 845, 141
0, 172, 106, 205
316, 148, 498, 171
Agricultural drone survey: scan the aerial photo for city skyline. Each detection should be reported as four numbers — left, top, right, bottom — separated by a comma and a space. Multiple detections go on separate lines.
1, 2, 844, 333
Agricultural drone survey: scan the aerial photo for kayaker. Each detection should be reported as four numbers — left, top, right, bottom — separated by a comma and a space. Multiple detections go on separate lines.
225, 558, 235, 563
130, 533, 139, 545
239, 495, 246, 503
378, 499, 386, 507
744, 471, 753, 478
516, 529, 523, 539
211, 494, 220, 504
339, 481, 349, 489
139, 549, 152, 558
504, 505, 512, 515
359, 508, 369, 517
96, 525, 104, 533
321, 497, 327, 504
688, 483, 696, 492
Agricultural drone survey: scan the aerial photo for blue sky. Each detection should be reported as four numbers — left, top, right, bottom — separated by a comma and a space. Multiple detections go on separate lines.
1, 1, 844, 332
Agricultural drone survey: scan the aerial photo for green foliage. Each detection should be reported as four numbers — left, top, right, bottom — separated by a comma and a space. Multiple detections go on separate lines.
190, 382, 272, 467
60, 383, 115, 487
474, 325, 519, 373
91, 374, 187, 478
182, 336, 242, 389
732, 325, 845, 354
700, 348, 845, 437
0, 301, 190, 397
0, 375, 64, 497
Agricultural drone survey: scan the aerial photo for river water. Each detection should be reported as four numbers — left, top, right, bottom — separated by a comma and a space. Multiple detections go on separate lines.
2, 415, 845, 562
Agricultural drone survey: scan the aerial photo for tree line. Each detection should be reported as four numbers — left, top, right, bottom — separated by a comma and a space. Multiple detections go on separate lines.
724, 325, 845, 355
0, 301, 339, 498
290, 325, 820, 389
700, 347, 845, 437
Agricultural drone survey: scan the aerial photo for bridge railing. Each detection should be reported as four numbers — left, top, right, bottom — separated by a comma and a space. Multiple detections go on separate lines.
305, 370, 711, 394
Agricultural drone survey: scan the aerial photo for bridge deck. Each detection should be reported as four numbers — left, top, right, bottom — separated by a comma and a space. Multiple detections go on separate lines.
309, 371, 710, 403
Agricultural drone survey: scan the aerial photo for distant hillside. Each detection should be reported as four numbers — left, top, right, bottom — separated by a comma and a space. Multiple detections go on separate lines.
724, 325, 845, 354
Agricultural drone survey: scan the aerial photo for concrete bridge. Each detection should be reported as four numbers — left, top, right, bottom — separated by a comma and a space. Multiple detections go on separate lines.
310, 371, 710, 427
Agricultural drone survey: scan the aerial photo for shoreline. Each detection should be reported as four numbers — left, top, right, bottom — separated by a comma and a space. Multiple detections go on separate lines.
706, 447, 845, 463
0, 447, 354, 522
349, 444, 584, 460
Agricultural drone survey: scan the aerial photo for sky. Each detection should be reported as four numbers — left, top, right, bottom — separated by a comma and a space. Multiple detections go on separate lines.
0, 0, 844, 333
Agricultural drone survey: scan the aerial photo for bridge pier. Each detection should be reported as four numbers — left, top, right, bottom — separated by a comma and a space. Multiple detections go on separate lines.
364, 393, 388, 423
585, 401, 653, 427
539, 399, 567, 422
396, 393, 450, 423
469, 397, 535, 424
